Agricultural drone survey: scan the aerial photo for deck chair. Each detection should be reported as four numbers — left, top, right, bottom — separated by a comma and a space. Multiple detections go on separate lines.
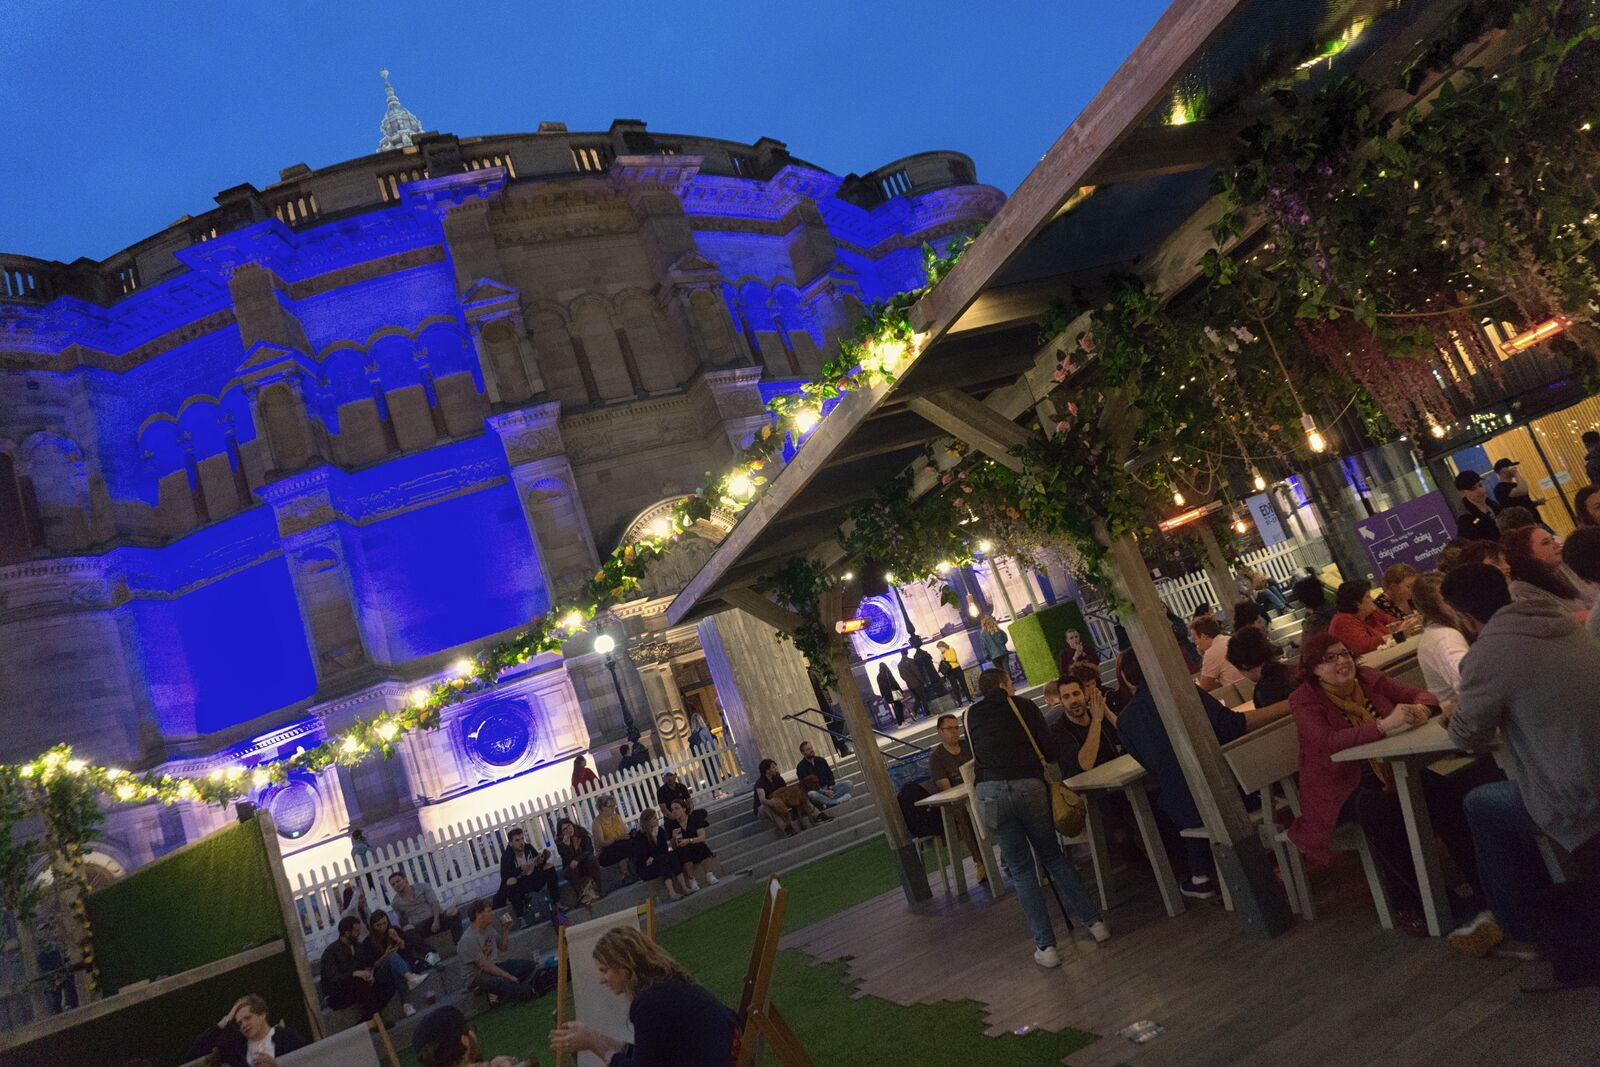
278, 1015, 401, 1067
554, 900, 657, 1067
733, 876, 814, 1067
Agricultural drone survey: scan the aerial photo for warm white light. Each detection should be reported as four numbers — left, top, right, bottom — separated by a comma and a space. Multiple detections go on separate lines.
883, 571, 897, 585
1429, 422, 1447, 439
1173, 491, 1186, 507
453, 657, 475, 678
65, 759, 86, 774
593, 634, 616, 656
1233, 518, 1248, 534
377, 722, 399, 742
1302, 413, 1327, 453
105, 768, 125, 780
1251, 468, 1267, 492
727, 471, 754, 497
649, 518, 671, 538
116, 783, 137, 801
977, 540, 993, 554
560, 610, 585, 631
791, 407, 821, 434
341, 736, 361, 754
252, 769, 271, 789
840, 571, 854, 582
936, 560, 954, 573
967, 603, 980, 617
410, 687, 430, 709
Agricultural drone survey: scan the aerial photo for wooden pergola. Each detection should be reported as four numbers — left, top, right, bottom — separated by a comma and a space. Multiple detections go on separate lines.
669, 0, 1504, 930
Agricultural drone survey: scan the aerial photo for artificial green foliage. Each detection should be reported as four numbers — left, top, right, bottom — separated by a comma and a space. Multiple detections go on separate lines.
5, 947, 310, 1067
400, 841, 1097, 1067
1008, 602, 1094, 688
753, 558, 838, 689
85, 821, 286, 993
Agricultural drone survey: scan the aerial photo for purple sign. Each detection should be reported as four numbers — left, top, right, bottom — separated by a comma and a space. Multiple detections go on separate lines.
1354, 492, 1456, 575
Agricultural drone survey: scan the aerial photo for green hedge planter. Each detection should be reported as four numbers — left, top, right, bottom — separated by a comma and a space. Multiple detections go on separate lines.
1008, 601, 1093, 687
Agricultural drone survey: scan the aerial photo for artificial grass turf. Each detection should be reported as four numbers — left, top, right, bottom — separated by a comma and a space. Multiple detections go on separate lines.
401, 840, 1098, 1066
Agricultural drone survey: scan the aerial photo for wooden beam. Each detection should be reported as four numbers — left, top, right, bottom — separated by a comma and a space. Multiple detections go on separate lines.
721, 587, 809, 636
905, 389, 1031, 470
1084, 115, 1248, 185
908, 0, 1252, 337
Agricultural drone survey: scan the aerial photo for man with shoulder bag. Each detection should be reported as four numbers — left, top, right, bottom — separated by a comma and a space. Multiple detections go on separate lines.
966, 667, 1107, 968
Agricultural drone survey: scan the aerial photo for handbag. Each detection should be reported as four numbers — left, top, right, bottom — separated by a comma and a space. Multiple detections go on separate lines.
1006, 697, 1087, 837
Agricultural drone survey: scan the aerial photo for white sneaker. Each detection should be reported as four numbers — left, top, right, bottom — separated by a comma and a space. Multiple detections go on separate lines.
424, 951, 441, 966
1033, 945, 1062, 968
402, 1003, 417, 1017
1089, 921, 1112, 943
704, 871, 719, 885
404, 972, 427, 990
686, 878, 702, 892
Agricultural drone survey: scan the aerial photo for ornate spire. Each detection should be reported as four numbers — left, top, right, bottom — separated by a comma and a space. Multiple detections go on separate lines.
376, 68, 423, 153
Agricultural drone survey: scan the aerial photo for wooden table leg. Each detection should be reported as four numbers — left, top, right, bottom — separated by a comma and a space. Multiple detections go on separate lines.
1126, 783, 1185, 918
1392, 757, 1453, 937
1084, 793, 1115, 911
940, 804, 966, 898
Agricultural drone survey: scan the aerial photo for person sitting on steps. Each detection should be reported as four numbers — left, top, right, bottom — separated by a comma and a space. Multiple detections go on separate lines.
753, 758, 818, 837
635, 808, 693, 901
665, 799, 720, 891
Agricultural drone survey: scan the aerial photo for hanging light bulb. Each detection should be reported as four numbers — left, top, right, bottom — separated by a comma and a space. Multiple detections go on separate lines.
1233, 517, 1248, 534
1172, 490, 1186, 507
883, 570, 897, 585
1302, 412, 1327, 453
967, 602, 980, 618
1251, 468, 1267, 492
1429, 421, 1447, 439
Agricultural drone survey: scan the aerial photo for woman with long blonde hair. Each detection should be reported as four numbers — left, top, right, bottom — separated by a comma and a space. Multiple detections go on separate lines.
549, 926, 737, 1066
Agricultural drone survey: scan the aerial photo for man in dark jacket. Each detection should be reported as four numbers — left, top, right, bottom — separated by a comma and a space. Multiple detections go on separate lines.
495, 826, 558, 920
1442, 564, 1600, 962
910, 637, 944, 699
796, 740, 852, 809
897, 648, 932, 719
1490, 458, 1544, 522
320, 915, 397, 1017
1455, 470, 1501, 542
186, 994, 309, 1067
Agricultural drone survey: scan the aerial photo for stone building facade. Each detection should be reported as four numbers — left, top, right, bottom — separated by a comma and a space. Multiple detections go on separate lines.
0, 117, 1001, 874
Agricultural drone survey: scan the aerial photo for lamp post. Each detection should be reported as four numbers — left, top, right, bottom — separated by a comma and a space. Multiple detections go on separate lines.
592, 633, 641, 745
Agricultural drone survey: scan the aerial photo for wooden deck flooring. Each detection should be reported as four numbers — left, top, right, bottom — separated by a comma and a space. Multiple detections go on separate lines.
781, 856, 1600, 1066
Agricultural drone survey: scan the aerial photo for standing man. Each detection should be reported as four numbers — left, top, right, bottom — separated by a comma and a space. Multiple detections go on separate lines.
1584, 430, 1600, 486
320, 916, 398, 1019
1491, 458, 1544, 522
897, 648, 931, 719
910, 637, 944, 700
1455, 470, 1502, 542
926, 713, 985, 884
456, 900, 541, 1003
796, 740, 853, 809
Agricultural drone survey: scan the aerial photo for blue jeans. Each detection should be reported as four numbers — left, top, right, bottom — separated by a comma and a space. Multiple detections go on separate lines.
974, 778, 1101, 948
808, 781, 853, 808
1463, 780, 1547, 941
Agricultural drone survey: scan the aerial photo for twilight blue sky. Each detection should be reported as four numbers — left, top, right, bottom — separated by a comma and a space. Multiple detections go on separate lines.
0, 0, 1170, 263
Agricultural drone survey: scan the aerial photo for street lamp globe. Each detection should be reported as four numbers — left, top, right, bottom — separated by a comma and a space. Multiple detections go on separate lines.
593, 634, 616, 656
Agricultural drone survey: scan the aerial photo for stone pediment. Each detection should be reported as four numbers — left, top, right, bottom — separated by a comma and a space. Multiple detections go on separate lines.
668, 250, 719, 276
461, 278, 521, 313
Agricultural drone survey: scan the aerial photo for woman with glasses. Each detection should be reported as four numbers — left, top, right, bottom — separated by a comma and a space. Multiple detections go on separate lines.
1288, 630, 1483, 935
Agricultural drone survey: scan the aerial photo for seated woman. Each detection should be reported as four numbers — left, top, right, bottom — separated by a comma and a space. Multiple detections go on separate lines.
185, 994, 309, 1067
1412, 571, 1470, 706
665, 800, 719, 890
752, 758, 816, 837
634, 808, 692, 901
1376, 563, 1418, 618
363, 909, 428, 1016
550, 926, 737, 1067
1288, 631, 1485, 934
413, 1004, 521, 1067
1222, 626, 1294, 713
591, 796, 637, 885
557, 817, 606, 908
1326, 578, 1398, 656
1503, 525, 1597, 619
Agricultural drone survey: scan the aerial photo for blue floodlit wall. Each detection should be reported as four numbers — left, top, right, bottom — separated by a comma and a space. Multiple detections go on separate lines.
0, 137, 1001, 767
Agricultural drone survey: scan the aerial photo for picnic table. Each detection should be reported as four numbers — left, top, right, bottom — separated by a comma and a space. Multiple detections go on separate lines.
914, 782, 1002, 900
1331, 718, 1461, 936
1063, 754, 1186, 917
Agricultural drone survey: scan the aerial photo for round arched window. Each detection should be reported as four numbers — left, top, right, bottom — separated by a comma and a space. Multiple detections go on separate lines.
857, 597, 897, 645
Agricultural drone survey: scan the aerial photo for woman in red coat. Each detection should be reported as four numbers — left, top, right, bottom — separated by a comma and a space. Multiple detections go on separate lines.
1326, 579, 1398, 656
1288, 630, 1484, 933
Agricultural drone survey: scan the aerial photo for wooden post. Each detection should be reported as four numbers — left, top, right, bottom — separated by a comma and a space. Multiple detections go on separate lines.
821, 587, 932, 904
1196, 522, 1236, 615
1100, 522, 1293, 937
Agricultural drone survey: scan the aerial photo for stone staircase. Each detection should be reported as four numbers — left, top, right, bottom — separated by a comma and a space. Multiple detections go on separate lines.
328, 717, 947, 1049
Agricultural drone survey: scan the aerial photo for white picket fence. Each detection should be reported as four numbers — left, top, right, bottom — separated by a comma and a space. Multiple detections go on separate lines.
1153, 540, 1317, 619
289, 741, 743, 958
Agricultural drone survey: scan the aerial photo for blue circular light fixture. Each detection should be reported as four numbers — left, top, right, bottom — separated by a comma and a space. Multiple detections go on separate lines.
268, 778, 319, 840
470, 708, 531, 767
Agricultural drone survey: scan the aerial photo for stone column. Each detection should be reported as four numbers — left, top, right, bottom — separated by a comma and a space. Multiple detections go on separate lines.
486, 405, 600, 600
695, 609, 817, 778
630, 639, 689, 759
257, 469, 375, 693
